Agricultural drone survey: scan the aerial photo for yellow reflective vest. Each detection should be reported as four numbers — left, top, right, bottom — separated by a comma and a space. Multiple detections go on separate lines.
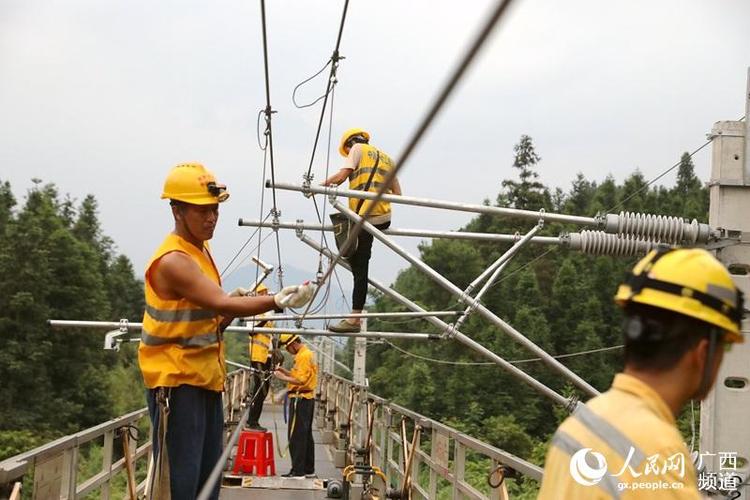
538, 374, 700, 499
249, 317, 273, 363
138, 233, 225, 392
288, 345, 317, 399
348, 143, 395, 217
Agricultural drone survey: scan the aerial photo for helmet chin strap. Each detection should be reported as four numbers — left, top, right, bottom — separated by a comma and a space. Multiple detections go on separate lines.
695, 331, 719, 400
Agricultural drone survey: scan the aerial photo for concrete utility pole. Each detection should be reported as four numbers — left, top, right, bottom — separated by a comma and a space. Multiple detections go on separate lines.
353, 315, 368, 387
700, 68, 750, 496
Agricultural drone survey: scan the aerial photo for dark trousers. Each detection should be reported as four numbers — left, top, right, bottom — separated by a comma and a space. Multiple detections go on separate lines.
349, 220, 390, 310
288, 397, 315, 475
147, 385, 223, 500
248, 359, 271, 425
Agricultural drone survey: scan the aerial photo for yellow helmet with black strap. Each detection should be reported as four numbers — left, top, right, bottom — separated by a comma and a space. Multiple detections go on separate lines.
278, 333, 300, 347
615, 248, 744, 343
339, 128, 370, 157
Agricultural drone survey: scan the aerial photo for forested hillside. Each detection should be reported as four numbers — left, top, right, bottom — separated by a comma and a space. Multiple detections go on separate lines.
0, 180, 146, 459
358, 136, 708, 494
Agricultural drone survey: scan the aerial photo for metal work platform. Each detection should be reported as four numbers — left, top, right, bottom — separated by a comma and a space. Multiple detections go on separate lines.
220, 401, 340, 499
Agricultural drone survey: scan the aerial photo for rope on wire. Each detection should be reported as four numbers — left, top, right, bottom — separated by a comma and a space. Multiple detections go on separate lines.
292, 59, 333, 109
608, 114, 746, 213
297, 0, 519, 324
382, 339, 623, 366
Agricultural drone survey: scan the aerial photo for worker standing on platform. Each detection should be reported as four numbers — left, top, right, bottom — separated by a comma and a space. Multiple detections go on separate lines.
275, 333, 319, 479
538, 248, 744, 499
139, 163, 314, 500
247, 283, 274, 431
322, 129, 402, 333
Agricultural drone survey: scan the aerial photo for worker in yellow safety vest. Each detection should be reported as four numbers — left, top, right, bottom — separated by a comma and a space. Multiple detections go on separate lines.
274, 333, 318, 479
538, 248, 744, 499
247, 283, 274, 431
139, 163, 314, 500
322, 128, 402, 333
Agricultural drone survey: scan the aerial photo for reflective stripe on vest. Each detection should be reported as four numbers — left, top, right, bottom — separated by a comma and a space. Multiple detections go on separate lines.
141, 329, 220, 348
348, 144, 394, 216
144, 304, 217, 323
572, 404, 646, 467
551, 430, 622, 499
138, 233, 225, 392
251, 338, 271, 349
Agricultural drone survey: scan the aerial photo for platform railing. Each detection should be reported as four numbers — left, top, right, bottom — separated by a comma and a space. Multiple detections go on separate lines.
0, 369, 249, 500
0, 407, 151, 499
317, 372, 543, 500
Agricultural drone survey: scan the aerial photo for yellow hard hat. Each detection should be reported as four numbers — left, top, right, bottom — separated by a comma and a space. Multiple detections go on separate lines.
255, 283, 268, 293
615, 248, 744, 342
278, 333, 300, 347
161, 163, 230, 205
339, 128, 370, 157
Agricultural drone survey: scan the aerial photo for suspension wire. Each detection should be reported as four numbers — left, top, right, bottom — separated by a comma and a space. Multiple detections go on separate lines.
292, 59, 333, 109
259, 0, 285, 288
382, 339, 623, 366
252, 134, 271, 290
297, 0, 518, 324
608, 114, 746, 213
220, 213, 268, 278
303, 0, 350, 179
222, 214, 271, 282
225, 230, 274, 282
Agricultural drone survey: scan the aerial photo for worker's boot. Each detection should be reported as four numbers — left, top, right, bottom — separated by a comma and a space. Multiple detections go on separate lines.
328, 320, 361, 333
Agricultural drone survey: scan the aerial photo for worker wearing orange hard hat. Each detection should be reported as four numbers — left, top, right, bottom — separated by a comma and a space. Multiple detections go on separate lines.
539, 248, 744, 499
322, 129, 402, 333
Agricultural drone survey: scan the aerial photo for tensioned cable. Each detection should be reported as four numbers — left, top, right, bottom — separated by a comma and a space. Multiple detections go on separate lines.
259, 0, 285, 289
608, 114, 746, 213
225, 230, 274, 282
383, 339, 623, 366
303, 0, 350, 179
297, 0, 519, 323
220, 212, 269, 278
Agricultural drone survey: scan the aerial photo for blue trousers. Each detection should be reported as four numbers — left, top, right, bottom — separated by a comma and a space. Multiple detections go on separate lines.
147, 385, 223, 500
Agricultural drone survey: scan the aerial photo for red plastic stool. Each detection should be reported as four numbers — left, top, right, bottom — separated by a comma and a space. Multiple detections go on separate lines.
232, 430, 276, 476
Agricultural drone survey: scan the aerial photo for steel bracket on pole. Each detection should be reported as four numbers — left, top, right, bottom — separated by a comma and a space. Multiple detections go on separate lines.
104, 319, 130, 351
302, 172, 314, 198
295, 219, 305, 238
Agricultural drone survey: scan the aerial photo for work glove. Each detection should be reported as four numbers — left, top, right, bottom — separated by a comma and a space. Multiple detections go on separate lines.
273, 282, 315, 309
228, 287, 251, 297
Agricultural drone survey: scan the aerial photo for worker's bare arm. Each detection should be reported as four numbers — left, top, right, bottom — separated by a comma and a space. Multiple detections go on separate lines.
153, 252, 277, 316
391, 177, 402, 196
321, 168, 353, 187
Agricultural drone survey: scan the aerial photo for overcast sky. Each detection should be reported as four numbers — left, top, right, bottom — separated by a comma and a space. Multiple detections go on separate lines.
2, 0, 749, 299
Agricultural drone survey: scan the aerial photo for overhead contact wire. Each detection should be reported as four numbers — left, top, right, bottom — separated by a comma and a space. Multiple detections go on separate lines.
260, 0, 285, 287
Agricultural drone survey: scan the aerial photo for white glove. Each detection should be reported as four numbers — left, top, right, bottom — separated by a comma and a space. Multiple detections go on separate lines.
228, 287, 251, 297
274, 282, 315, 309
